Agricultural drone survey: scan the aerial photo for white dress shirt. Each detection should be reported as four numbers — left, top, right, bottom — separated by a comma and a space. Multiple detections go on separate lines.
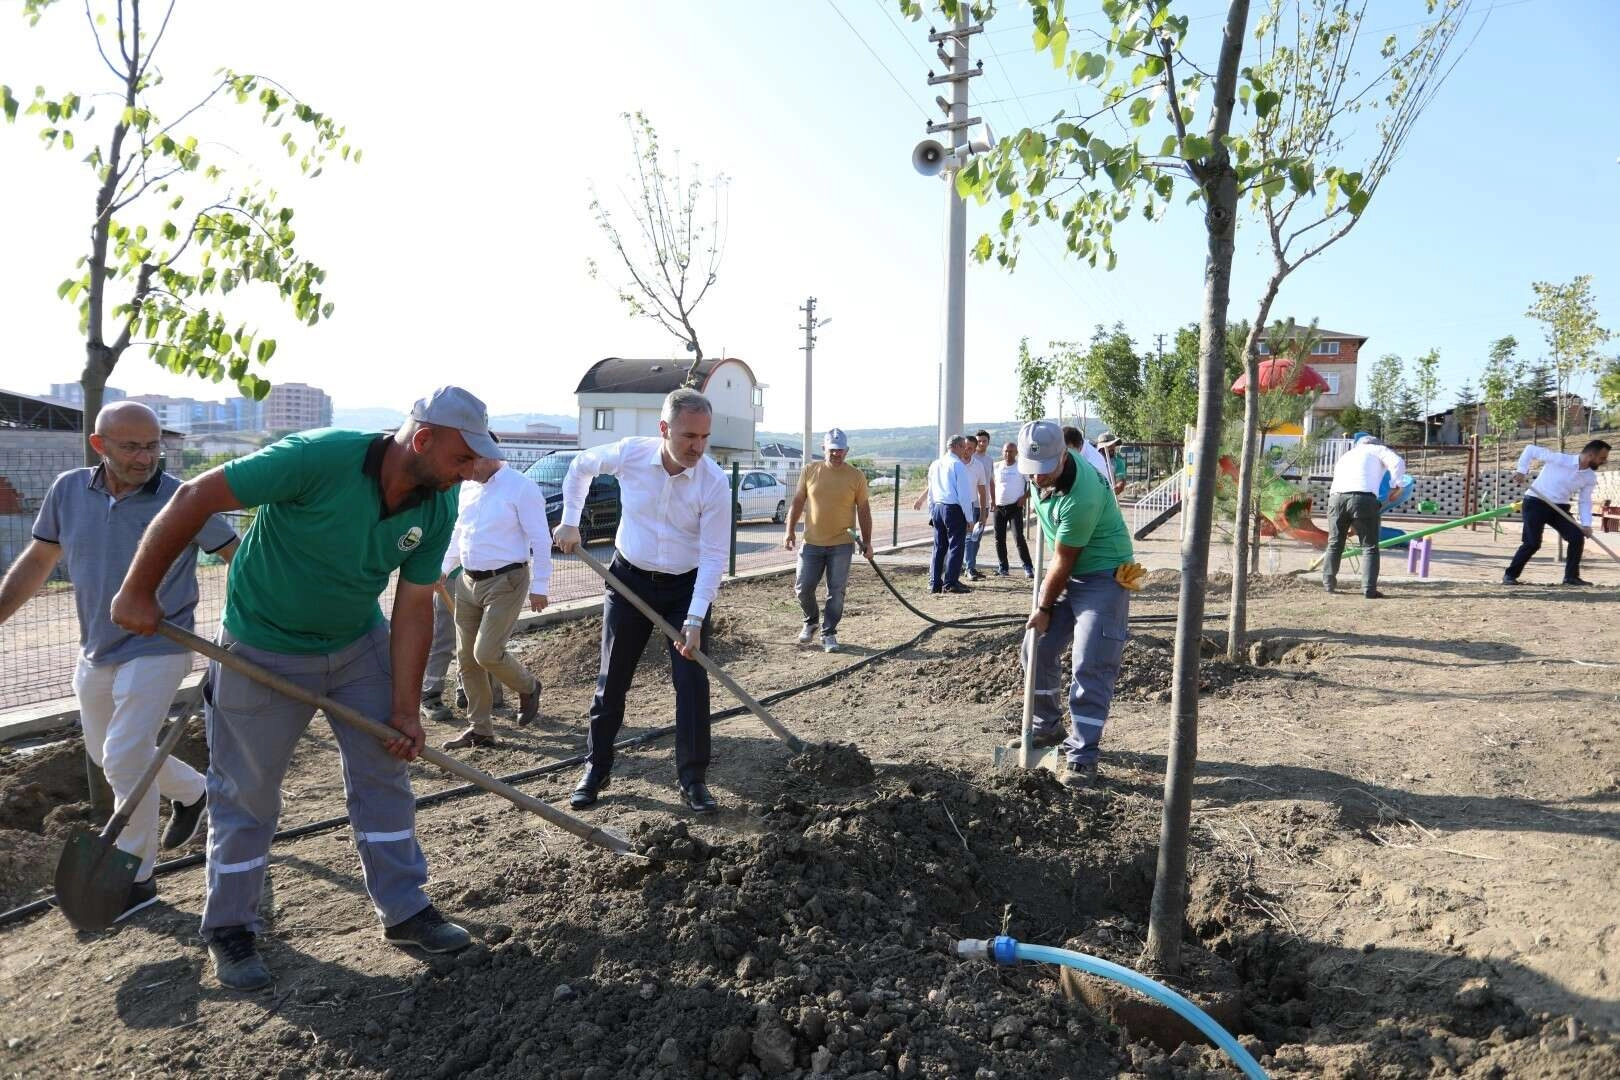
441, 463, 554, 595
969, 451, 995, 508
994, 461, 1028, 506
1078, 440, 1112, 485
561, 437, 730, 620
1517, 444, 1597, 526
926, 454, 978, 520
1329, 443, 1406, 496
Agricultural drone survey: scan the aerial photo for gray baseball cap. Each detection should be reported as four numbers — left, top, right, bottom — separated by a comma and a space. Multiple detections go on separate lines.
1016, 419, 1065, 476
823, 427, 849, 450
409, 386, 503, 459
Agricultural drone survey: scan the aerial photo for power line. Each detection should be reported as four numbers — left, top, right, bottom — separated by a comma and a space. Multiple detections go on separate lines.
825, 0, 932, 120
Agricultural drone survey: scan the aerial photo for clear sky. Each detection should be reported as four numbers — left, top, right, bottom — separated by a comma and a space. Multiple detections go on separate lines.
2, 0, 1616, 432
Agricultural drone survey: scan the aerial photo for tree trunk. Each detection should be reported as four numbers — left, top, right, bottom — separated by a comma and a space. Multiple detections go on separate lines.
1225, 280, 1278, 663
1143, 0, 1250, 979
80, 344, 116, 466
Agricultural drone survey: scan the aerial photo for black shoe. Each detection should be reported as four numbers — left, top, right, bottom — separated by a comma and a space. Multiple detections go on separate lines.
161, 793, 207, 851
679, 782, 719, 814
444, 727, 500, 750
570, 768, 610, 809
517, 682, 541, 726
420, 692, 452, 723
209, 926, 272, 990
943, 583, 972, 594
1501, 575, 1520, 586
114, 876, 160, 923
384, 904, 470, 954
1563, 577, 1592, 587
1363, 589, 1386, 599
929, 585, 943, 594
995, 567, 1009, 577
967, 569, 986, 581
1323, 580, 1336, 595
455, 686, 468, 710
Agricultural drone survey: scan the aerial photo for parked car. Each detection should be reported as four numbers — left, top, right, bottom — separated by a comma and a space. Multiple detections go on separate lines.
735, 469, 788, 523
524, 450, 621, 544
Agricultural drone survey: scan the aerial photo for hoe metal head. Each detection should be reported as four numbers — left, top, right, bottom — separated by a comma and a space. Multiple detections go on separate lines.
54, 827, 142, 932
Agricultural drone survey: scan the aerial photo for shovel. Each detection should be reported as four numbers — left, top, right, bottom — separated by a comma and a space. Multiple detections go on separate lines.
154, 622, 644, 862
1529, 484, 1620, 569
55, 710, 193, 932
570, 547, 807, 754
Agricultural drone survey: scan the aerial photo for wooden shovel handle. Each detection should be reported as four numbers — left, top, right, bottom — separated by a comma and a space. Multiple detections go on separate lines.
156, 622, 636, 857
1529, 485, 1620, 566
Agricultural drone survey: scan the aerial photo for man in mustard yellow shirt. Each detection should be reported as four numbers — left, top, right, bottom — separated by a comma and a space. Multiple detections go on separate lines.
783, 429, 874, 653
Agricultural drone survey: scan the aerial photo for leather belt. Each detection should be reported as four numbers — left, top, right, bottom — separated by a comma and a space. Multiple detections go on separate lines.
465, 561, 525, 582
612, 556, 696, 583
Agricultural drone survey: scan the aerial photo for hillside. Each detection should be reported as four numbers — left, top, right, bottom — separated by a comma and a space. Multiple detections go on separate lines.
757, 419, 1105, 462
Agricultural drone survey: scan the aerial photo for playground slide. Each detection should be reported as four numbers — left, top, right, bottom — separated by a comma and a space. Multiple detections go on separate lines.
1218, 457, 1329, 549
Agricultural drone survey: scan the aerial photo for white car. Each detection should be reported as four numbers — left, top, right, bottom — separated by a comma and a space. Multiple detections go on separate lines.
735, 470, 788, 523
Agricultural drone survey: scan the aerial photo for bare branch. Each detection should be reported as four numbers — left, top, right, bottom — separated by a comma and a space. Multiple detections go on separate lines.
84, 0, 124, 79
137, 0, 176, 79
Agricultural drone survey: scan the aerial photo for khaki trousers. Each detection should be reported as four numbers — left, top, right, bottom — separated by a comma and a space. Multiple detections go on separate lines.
453, 565, 536, 734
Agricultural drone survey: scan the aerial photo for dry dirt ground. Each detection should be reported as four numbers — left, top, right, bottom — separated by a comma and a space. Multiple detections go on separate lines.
0, 561, 1617, 1079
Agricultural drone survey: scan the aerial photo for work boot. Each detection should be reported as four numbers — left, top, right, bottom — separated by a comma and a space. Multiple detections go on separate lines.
517, 681, 541, 727
420, 692, 452, 723
444, 727, 499, 750
209, 927, 272, 991
1061, 761, 1098, 790
571, 767, 611, 809
115, 876, 160, 923
384, 904, 471, 954
161, 793, 207, 850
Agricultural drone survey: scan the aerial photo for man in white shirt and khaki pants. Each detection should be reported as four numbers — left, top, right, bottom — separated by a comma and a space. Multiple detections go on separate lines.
441, 452, 553, 748
553, 388, 730, 814
1504, 439, 1610, 586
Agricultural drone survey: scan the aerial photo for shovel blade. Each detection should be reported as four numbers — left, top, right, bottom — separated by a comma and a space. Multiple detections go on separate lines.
54, 827, 141, 932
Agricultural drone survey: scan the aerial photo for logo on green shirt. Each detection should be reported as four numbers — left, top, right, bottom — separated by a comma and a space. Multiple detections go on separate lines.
398, 525, 423, 552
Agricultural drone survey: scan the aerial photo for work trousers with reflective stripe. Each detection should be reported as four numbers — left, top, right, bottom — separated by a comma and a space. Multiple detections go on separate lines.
74, 651, 203, 882
201, 622, 429, 936
1021, 571, 1130, 766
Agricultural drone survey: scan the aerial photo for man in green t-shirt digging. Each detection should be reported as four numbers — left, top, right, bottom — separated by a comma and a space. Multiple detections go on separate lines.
112, 386, 495, 990
1016, 420, 1137, 790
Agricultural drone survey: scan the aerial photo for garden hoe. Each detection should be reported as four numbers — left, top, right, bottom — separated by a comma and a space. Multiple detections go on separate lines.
55, 707, 194, 932
571, 547, 810, 755
155, 622, 647, 864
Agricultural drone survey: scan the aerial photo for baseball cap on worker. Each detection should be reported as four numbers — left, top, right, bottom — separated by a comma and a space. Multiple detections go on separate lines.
1096, 430, 1122, 450
410, 386, 503, 459
823, 427, 849, 451
1016, 419, 1065, 476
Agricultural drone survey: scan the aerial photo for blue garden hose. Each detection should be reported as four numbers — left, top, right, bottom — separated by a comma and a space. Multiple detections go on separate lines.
956, 935, 1269, 1079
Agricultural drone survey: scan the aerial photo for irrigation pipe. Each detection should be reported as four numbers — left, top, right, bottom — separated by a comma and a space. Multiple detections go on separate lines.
958, 935, 1269, 1079
1, 561, 1211, 929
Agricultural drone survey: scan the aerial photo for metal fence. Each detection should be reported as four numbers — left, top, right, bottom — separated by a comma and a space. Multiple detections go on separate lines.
2, 458, 932, 712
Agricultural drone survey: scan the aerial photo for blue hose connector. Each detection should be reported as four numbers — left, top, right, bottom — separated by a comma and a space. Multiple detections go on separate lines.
956, 935, 1269, 1080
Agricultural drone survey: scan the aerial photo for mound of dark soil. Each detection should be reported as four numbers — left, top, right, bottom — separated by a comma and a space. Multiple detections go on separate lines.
788, 741, 876, 788
517, 610, 762, 688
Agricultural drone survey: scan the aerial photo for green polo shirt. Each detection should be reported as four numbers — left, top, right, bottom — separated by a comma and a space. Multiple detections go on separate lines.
220, 429, 458, 654
1034, 449, 1134, 577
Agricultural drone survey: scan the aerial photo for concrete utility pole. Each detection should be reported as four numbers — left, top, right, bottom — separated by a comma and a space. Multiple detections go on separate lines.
799, 297, 829, 474
926, 11, 982, 453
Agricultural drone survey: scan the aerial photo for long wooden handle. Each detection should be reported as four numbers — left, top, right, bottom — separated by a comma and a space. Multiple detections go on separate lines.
99, 710, 191, 844
157, 622, 637, 857
571, 547, 807, 754
1528, 486, 1620, 567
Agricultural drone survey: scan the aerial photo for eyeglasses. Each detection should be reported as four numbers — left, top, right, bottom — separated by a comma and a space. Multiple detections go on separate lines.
109, 441, 162, 455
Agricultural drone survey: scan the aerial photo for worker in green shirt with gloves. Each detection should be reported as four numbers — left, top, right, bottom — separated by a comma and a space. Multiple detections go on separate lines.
112, 386, 496, 991
1015, 420, 1141, 790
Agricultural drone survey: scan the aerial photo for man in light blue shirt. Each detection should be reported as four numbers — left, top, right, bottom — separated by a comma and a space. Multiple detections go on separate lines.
925, 435, 978, 593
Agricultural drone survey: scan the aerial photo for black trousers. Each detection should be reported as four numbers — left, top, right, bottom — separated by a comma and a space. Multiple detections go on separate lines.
1506, 495, 1584, 581
994, 503, 1032, 571
586, 557, 712, 786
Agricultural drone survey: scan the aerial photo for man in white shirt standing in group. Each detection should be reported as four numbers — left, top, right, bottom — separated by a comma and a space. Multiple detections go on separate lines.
440, 447, 553, 749
992, 440, 1034, 579
1322, 433, 1407, 599
553, 388, 730, 814
1504, 438, 1610, 586
963, 429, 997, 581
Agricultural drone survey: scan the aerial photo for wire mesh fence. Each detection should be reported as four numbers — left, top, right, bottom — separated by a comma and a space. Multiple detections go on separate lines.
2, 456, 934, 712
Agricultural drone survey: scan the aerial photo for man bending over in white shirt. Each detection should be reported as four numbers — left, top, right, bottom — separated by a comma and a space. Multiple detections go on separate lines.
1504, 439, 1610, 587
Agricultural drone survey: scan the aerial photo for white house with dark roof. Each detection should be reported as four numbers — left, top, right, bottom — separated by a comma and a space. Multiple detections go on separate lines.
574, 357, 764, 464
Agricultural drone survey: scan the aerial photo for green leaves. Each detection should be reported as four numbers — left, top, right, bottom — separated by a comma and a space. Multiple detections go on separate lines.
1254, 90, 1280, 119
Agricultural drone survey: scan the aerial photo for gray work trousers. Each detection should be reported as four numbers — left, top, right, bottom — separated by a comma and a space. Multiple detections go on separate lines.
201, 622, 429, 935
1021, 571, 1130, 766
422, 586, 456, 696
1322, 491, 1382, 593
795, 542, 854, 635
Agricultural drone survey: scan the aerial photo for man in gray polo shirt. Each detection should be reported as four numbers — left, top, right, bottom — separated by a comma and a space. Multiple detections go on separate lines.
0, 402, 237, 921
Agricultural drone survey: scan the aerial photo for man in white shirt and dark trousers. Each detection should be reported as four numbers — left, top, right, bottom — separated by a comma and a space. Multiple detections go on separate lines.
993, 440, 1034, 578
1322, 433, 1406, 598
1504, 439, 1610, 586
553, 388, 730, 814
440, 451, 553, 748
963, 430, 996, 581
925, 436, 979, 594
